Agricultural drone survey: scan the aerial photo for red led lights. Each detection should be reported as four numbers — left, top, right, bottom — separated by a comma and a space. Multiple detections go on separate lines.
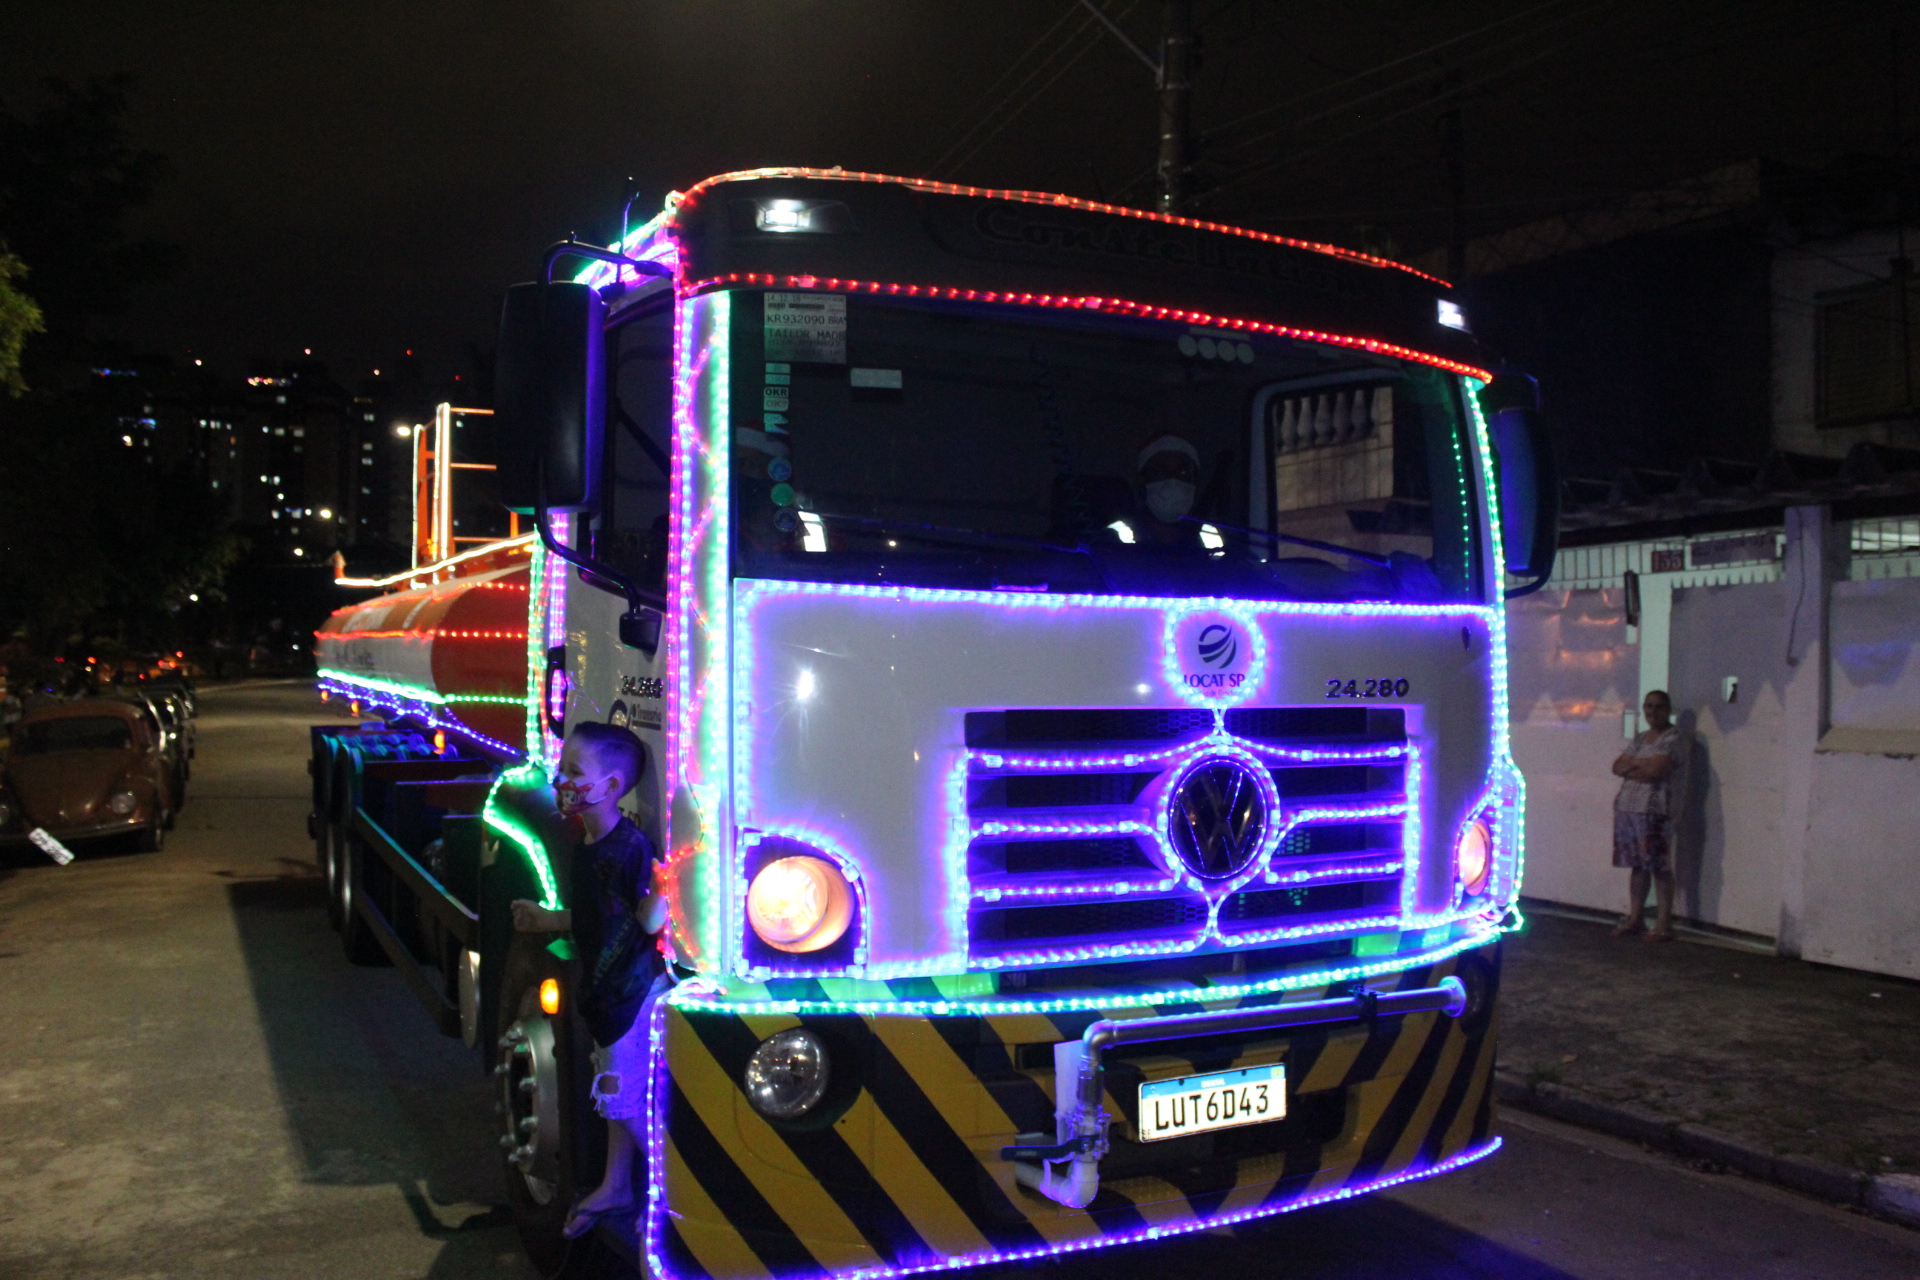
673, 167, 1453, 286
316, 627, 525, 642
682, 271, 1492, 383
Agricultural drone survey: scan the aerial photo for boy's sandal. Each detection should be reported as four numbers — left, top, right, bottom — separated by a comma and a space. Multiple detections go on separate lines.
1643, 928, 1675, 943
563, 1198, 635, 1240
1612, 919, 1645, 936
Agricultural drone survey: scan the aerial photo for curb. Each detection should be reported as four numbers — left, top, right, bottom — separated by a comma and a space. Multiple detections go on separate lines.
1494, 1069, 1920, 1229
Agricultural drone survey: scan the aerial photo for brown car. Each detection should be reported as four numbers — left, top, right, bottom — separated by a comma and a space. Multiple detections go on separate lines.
0, 699, 175, 852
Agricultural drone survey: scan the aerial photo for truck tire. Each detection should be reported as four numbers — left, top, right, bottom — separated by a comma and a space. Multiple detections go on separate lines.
494, 934, 602, 1277
322, 819, 348, 932
339, 834, 390, 966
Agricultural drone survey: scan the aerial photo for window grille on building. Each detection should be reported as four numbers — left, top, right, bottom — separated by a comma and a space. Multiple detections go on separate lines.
1817, 273, 1920, 427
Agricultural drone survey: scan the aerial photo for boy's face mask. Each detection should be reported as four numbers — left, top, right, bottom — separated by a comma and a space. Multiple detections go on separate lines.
553, 769, 609, 815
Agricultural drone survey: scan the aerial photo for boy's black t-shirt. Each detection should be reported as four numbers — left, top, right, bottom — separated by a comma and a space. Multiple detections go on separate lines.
569, 816, 664, 1046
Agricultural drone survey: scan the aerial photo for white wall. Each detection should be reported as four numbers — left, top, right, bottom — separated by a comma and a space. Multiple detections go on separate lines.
1506, 586, 1637, 915
1509, 530, 1920, 979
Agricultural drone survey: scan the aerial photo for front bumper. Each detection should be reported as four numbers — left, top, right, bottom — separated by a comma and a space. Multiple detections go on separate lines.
646, 943, 1501, 1279
0, 816, 146, 847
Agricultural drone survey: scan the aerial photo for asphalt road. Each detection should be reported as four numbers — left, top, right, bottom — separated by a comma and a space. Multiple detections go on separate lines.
2, 680, 1916, 1280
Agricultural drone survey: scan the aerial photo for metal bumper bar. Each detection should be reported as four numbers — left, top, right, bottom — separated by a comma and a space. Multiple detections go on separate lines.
1005, 976, 1468, 1207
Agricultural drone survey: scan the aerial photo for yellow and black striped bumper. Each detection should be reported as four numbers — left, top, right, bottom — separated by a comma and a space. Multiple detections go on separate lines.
649, 946, 1500, 1278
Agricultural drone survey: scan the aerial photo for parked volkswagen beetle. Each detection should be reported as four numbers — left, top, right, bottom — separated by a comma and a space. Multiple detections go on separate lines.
0, 699, 175, 852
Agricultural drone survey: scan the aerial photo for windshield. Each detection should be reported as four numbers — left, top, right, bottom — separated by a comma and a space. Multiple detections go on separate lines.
728, 292, 1482, 602
17, 716, 134, 754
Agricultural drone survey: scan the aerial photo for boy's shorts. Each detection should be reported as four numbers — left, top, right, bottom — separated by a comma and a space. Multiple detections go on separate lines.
590, 973, 670, 1120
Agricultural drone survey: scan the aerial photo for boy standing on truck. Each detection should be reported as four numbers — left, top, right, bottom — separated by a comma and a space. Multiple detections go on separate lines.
509, 721, 670, 1239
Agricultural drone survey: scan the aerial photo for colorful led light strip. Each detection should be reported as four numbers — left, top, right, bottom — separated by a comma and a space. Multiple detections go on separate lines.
668, 921, 1494, 1018
316, 674, 522, 760
481, 764, 561, 910
683, 271, 1493, 383
334, 532, 536, 588
665, 288, 730, 972
669, 165, 1454, 286
317, 628, 526, 641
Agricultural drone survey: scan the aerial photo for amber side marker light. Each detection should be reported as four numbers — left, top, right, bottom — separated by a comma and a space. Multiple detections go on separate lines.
539, 978, 562, 1016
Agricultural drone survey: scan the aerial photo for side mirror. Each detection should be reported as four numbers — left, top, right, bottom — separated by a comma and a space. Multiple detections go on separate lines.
496, 281, 605, 513
1491, 405, 1559, 595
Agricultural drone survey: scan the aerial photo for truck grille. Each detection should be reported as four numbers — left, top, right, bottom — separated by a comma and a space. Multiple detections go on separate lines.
964, 707, 1413, 965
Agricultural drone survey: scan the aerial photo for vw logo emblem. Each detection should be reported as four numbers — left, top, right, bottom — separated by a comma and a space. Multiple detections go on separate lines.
1196, 623, 1237, 669
1168, 757, 1269, 880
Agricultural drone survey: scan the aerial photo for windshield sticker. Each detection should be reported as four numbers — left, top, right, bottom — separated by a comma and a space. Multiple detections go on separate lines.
764, 292, 846, 364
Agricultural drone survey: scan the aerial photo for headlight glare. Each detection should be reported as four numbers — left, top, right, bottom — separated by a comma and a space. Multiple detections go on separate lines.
747, 855, 853, 954
108, 790, 138, 817
743, 1028, 830, 1119
1456, 817, 1492, 896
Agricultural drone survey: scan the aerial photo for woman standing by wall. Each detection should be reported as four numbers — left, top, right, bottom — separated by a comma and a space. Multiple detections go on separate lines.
1613, 690, 1680, 941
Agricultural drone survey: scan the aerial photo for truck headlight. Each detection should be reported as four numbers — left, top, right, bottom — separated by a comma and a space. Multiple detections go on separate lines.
743, 1028, 830, 1119
1456, 817, 1492, 896
108, 790, 138, 817
747, 855, 853, 954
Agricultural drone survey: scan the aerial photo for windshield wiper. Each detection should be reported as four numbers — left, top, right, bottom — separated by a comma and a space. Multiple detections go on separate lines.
1181, 516, 1393, 568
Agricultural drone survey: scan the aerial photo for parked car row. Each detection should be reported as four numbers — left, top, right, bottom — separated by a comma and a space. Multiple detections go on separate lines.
0, 684, 197, 855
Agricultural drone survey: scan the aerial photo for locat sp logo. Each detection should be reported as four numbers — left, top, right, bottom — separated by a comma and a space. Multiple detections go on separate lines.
1183, 621, 1245, 690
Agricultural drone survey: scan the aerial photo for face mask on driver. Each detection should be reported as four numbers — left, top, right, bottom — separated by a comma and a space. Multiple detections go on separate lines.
1144, 479, 1195, 524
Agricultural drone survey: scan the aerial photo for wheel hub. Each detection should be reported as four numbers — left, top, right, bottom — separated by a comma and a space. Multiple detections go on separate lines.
496, 1015, 561, 1204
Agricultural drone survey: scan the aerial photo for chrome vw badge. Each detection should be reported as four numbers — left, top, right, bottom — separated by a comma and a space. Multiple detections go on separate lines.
1168, 758, 1269, 880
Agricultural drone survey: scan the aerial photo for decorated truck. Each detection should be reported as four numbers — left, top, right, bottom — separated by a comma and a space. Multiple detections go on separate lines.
308, 168, 1557, 1279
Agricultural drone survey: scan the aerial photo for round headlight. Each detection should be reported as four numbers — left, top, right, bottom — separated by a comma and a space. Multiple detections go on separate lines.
108, 790, 138, 817
1456, 818, 1492, 896
743, 1028, 830, 1119
747, 856, 853, 954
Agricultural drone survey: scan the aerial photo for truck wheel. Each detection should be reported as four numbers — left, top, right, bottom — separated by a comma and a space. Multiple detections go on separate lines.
495, 938, 597, 1276
339, 835, 390, 966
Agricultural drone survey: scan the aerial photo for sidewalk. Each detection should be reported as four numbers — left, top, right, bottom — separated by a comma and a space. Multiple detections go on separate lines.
1497, 905, 1920, 1219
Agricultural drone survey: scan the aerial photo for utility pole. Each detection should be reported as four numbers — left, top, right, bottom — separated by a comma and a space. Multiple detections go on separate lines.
1438, 69, 1466, 280
1157, 0, 1195, 212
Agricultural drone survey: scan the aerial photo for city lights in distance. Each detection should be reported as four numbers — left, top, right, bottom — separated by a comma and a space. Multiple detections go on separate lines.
293, 547, 305, 557
395, 425, 412, 438
318, 508, 333, 519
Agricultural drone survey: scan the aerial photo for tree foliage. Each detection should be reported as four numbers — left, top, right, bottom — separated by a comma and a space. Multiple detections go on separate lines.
0, 250, 45, 394
0, 76, 237, 651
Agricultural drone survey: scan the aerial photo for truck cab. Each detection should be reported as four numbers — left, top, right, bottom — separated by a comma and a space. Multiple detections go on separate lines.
314, 168, 1555, 1278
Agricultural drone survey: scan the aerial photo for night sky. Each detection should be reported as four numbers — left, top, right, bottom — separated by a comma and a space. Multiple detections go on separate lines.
4, 0, 1912, 383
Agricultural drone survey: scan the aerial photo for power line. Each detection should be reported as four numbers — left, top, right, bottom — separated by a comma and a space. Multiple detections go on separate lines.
935, 1, 1146, 183
917, 3, 1089, 177
1199, 0, 1580, 143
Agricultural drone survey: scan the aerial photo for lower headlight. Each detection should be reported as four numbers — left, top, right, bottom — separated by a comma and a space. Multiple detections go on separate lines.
1456, 817, 1492, 896
747, 855, 853, 953
108, 790, 138, 817
743, 1028, 830, 1119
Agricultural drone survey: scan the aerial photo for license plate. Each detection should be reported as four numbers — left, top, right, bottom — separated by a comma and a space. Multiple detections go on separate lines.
1137, 1063, 1285, 1142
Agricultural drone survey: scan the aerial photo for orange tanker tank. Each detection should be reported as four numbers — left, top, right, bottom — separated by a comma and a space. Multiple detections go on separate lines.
314, 554, 531, 758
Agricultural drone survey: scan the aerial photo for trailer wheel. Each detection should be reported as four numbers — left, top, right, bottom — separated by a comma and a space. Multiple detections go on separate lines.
321, 820, 348, 932
338, 834, 390, 966
495, 937, 598, 1276
322, 756, 356, 932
